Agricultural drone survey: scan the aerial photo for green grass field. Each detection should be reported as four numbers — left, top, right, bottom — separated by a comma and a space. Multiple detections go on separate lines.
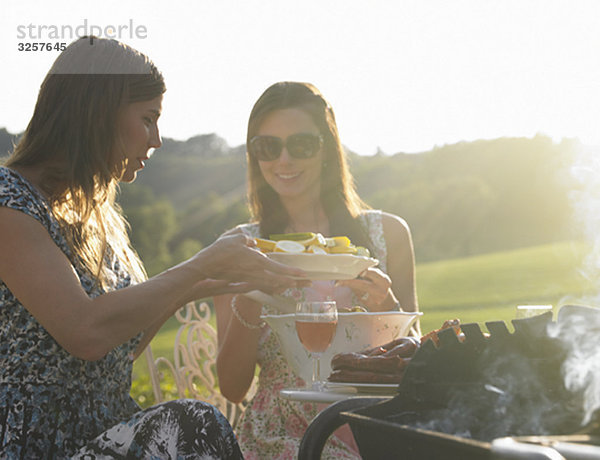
416, 239, 598, 332
132, 239, 599, 405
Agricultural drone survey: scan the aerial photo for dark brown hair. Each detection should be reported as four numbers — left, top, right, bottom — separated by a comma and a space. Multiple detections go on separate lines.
246, 81, 372, 248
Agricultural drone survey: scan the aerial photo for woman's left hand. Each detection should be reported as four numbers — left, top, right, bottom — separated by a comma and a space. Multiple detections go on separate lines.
336, 267, 398, 312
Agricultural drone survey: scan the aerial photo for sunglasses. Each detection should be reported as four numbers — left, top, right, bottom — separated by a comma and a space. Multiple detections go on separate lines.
248, 133, 323, 161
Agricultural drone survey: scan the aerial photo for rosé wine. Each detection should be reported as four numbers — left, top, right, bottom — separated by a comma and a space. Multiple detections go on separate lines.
295, 320, 337, 353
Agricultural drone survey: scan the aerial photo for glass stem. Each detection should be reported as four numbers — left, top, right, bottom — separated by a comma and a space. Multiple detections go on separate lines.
312, 354, 321, 389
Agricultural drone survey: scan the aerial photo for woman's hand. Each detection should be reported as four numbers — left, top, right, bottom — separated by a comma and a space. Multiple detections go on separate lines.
336, 267, 399, 312
193, 232, 307, 294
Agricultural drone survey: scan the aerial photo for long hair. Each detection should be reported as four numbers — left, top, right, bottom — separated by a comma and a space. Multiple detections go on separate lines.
6, 37, 166, 288
246, 81, 372, 248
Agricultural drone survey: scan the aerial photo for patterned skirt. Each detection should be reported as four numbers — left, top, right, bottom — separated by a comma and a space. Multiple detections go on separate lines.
71, 399, 243, 460
1, 398, 243, 459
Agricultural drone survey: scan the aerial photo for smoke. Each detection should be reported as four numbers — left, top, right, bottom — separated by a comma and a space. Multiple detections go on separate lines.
428, 347, 574, 440
400, 312, 591, 441
569, 144, 600, 295
561, 143, 600, 425
548, 306, 600, 426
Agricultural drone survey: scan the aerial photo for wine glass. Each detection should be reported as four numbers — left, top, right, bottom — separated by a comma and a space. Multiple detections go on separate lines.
295, 300, 338, 391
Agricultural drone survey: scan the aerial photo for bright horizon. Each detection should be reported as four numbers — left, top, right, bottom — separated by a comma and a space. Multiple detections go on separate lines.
2, 0, 599, 155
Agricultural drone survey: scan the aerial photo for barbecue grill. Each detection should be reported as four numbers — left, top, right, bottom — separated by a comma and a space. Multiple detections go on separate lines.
299, 305, 600, 459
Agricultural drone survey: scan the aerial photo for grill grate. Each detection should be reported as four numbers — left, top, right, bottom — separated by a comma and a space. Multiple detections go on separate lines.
342, 306, 600, 459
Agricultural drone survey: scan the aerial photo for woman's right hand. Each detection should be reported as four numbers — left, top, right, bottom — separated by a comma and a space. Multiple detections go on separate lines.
194, 232, 306, 293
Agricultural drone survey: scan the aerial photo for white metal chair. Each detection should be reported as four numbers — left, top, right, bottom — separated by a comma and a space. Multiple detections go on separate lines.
144, 301, 256, 429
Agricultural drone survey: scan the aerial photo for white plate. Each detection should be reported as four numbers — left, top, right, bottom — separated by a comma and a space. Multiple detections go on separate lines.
280, 387, 363, 404
267, 253, 379, 280
325, 382, 400, 394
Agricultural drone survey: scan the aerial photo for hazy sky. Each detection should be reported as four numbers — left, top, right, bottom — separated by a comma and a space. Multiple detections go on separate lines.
2, 0, 599, 155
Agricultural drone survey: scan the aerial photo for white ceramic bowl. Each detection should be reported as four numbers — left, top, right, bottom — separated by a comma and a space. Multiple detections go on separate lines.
262, 311, 422, 383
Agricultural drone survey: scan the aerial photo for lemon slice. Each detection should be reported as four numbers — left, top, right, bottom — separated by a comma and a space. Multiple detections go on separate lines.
325, 236, 352, 248
332, 236, 352, 247
255, 238, 276, 252
299, 232, 327, 248
328, 245, 358, 254
274, 240, 306, 253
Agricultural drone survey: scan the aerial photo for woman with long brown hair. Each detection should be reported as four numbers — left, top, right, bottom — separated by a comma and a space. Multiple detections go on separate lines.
0, 38, 305, 459
214, 81, 419, 459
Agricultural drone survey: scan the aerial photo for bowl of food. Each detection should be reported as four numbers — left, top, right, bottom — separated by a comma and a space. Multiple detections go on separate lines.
256, 232, 379, 280
261, 310, 422, 383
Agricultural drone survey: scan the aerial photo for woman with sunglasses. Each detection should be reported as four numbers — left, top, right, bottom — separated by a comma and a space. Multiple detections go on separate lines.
214, 81, 419, 459
0, 38, 307, 459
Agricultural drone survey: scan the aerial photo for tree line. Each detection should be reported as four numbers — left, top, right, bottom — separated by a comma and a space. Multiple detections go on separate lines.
0, 129, 584, 276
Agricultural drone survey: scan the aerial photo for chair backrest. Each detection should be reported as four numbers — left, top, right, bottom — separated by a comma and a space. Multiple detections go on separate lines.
144, 301, 256, 429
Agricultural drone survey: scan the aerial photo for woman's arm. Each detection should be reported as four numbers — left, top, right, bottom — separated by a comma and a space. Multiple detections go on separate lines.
215, 293, 263, 403
132, 306, 176, 360
381, 212, 418, 314
381, 212, 421, 335
0, 207, 304, 361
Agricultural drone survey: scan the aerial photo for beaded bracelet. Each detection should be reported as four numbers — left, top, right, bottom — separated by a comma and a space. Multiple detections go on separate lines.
231, 295, 265, 330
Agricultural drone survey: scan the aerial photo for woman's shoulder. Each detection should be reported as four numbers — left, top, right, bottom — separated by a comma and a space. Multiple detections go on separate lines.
381, 211, 410, 231
1, 166, 38, 196
359, 210, 411, 259
379, 212, 412, 255
0, 166, 23, 192
0, 166, 49, 220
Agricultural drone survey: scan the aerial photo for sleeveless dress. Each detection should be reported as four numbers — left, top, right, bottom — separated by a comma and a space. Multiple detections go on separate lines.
0, 166, 242, 459
235, 211, 388, 460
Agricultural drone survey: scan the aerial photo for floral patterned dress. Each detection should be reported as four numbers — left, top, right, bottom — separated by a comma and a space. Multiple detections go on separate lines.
236, 211, 388, 460
0, 166, 242, 459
